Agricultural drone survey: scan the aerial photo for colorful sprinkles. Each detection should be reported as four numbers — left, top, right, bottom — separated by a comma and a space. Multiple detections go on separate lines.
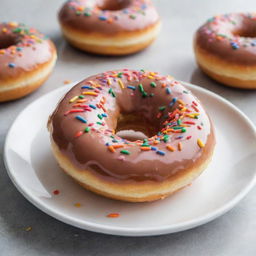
199, 13, 256, 50
0, 22, 47, 69
63, 69, 207, 161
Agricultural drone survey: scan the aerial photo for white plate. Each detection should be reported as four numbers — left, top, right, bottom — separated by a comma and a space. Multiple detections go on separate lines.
4, 82, 256, 237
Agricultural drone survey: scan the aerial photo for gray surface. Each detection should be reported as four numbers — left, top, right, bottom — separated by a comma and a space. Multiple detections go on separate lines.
0, 0, 256, 255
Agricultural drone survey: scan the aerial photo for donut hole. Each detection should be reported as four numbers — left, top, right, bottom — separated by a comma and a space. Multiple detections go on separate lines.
233, 19, 256, 38
115, 113, 158, 141
97, 0, 131, 11
0, 36, 16, 49
234, 28, 256, 38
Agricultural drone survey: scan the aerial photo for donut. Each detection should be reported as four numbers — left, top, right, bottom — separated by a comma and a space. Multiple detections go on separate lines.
0, 22, 57, 102
58, 0, 161, 55
194, 13, 256, 89
48, 69, 215, 202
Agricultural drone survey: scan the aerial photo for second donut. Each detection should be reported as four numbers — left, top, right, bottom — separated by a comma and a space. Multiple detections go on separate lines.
58, 0, 161, 55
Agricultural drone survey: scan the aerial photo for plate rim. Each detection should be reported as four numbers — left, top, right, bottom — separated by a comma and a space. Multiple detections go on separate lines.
4, 81, 256, 236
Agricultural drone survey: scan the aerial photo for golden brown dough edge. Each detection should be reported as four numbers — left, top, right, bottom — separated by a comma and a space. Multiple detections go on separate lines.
59, 21, 161, 55
0, 51, 57, 102
194, 44, 256, 89
49, 137, 215, 202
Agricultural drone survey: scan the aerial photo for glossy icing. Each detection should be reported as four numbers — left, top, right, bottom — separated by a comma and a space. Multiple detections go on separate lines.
195, 13, 256, 65
49, 70, 215, 182
58, 0, 160, 34
0, 22, 56, 81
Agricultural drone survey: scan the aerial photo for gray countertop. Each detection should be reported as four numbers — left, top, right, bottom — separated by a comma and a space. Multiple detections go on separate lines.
0, 0, 256, 255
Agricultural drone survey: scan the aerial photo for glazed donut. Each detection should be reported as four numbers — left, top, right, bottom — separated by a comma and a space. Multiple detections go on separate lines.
0, 22, 57, 102
48, 69, 215, 202
58, 0, 161, 55
194, 13, 256, 89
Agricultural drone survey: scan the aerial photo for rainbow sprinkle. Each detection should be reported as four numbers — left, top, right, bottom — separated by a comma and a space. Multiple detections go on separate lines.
75, 115, 87, 123
197, 138, 205, 148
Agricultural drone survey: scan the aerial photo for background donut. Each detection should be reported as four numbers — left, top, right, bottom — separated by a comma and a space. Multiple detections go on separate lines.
58, 0, 161, 55
0, 22, 57, 102
194, 13, 256, 89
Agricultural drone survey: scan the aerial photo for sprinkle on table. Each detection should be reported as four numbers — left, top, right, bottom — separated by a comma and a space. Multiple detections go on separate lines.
62, 69, 208, 162
64, 80, 72, 84
25, 226, 32, 232
53, 190, 60, 195
106, 213, 120, 218
178, 142, 182, 151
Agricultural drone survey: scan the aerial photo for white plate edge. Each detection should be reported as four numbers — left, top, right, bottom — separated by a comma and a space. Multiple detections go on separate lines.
3, 82, 256, 236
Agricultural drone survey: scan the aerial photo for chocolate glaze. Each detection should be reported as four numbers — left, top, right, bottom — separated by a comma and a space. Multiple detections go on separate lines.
58, 0, 160, 34
195, 13, 256, 65
0, 22, 56, 81
49, 70, 215, 182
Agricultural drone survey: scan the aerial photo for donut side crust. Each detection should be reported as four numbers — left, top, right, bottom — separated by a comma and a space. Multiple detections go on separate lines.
0, 52, 57, 102
194, 44, 256, 89
50, 138, 215, 202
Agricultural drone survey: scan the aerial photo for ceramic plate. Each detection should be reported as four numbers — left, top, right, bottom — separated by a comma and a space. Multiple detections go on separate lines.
4, 82, 256, 236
